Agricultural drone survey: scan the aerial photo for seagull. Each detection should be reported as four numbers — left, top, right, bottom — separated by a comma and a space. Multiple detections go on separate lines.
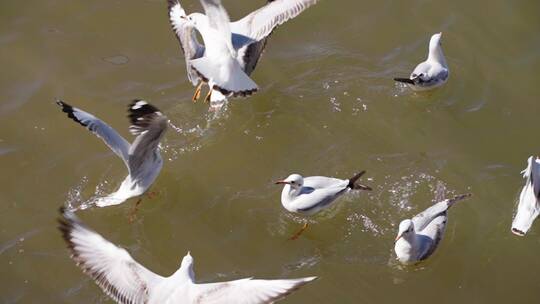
56, 100, 167, 208
394, 32, 449, 91
275, 171, 372, 239
394, 192, 472, 264
511, 156, 540, 236
167, 0, 318, 104
58, 208, 317, 304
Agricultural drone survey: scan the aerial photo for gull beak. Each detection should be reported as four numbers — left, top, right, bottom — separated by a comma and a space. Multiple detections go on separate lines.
394, 234, 402, 243
274, 180, 290, 185
180, 15, 187, 20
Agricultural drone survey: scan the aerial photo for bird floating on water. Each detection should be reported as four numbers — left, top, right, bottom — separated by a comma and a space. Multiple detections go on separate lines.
511, 156, 540, 236
394, 32, 449, 91
394, 190, 471, 264
58, 208, 317, 304
167, 0, 318, 105
56, 100, 167, 209
275, 171, 371, 239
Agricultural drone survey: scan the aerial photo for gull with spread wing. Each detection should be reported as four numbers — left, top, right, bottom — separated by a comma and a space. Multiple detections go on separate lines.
56, 100, 167, 209
394, 191, 472, 264
275, 171, 371, 239
511, 156, 540, 236
58, 208, 317, 304
167, 0, 318, 105
394, 32, 449, 91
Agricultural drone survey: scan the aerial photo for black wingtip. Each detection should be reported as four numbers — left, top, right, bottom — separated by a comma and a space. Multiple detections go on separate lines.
348, 170, 372, 190
56, 99, 87, 127
167, 0, 179, 10
394, 77, 415, 84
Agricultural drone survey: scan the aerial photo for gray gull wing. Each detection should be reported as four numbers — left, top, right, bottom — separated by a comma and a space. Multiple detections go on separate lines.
58, 208, 164, 304
56, 100, 130, 168
230, 0, 318, 43
168, 0, 205, 85
192, 276, 316, 304
413, 193, 471, 232
127, 100, 168, 178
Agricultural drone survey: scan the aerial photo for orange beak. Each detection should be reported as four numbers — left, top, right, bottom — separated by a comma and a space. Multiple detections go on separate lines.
394, 234, 403, 242
274, 180, 290, 185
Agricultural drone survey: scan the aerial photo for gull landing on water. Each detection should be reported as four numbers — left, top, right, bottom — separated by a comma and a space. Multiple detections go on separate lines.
56, 100, 167, 209
167, 0, 318, 106
275, 171, 372, 239
511, 156, 540, 236
394, 191, 472, 264
394, 32, 449, 91
58, 208, 317, 304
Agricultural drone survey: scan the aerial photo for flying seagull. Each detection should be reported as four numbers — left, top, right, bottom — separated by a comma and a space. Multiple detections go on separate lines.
511, 156, 540, 236
394, 191, 472, 264
394, 32, 449, 91
167, 0, 318, 104
275, 171, 372, 239
56, 100, 167, 208
58, 208, 317, 304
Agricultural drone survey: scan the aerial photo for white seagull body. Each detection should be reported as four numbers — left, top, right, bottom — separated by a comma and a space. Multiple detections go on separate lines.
394, 193, 471, 264
275, 171, 372, 216
394, 32, 449, 91
511, 156, 540, 236
168, 0, 318, 103
57, 100, 167, 208
58, 208, 317, 304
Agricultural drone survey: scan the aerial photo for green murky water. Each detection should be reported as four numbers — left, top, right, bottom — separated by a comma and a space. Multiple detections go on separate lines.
1, 0, 540, 303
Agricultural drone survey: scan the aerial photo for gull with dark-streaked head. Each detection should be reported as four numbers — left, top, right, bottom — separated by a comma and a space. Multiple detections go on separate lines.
58, 208, 317, 304
394, 32, 449, 91
56, 100, 167, 209
511, 156, 540, 236
394, 190, 472, 264
275, 171, 372, 239
167, 0, 318, 105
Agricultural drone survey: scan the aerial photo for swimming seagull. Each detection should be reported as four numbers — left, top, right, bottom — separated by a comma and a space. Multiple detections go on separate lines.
394, 32, 449, 91
275, 171, 372, 239
394, 192, 472, 264
511, 156, 540, 236
56, 100, 167, 208
167, 0, 318, 104
58, 208, 317, 304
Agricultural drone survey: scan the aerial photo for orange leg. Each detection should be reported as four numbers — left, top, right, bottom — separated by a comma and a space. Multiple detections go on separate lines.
204, 90, 212, 103
289, 223, 309, 240
192, 82, 203, 102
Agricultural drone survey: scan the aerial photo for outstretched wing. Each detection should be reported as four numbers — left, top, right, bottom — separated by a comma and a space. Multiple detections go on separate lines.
200, 0, 233, 53
230, 0, 318, 43
127, 100, 168, 178
191, 276, 316, 304
58, 208, 164, 304
56, 100, 130, 168
168, 0, 205, 85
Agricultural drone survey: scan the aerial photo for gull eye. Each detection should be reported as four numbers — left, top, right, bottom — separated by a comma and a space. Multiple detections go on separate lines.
290, 181, 295, 184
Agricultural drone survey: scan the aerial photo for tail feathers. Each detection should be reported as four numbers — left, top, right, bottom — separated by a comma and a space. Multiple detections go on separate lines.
347, 171, 372, 190
394, 77, 415, 85
190, 57, 258, 97
447, 193, 472, 207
